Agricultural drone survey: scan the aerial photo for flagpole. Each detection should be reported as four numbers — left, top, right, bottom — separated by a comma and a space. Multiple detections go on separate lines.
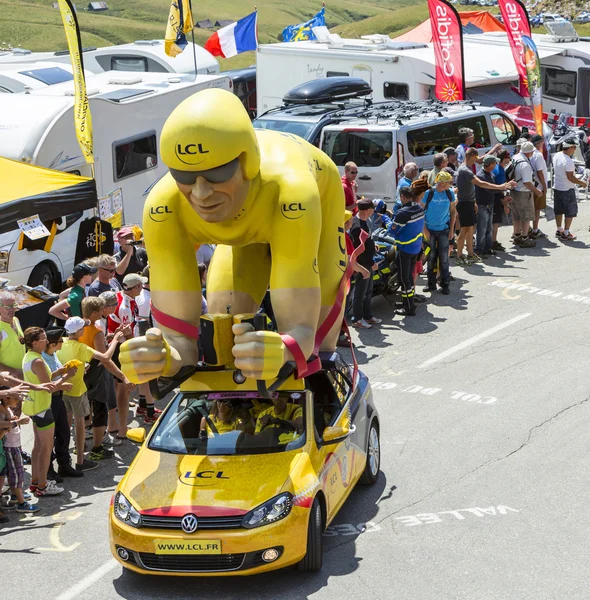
188, 0, 198, 80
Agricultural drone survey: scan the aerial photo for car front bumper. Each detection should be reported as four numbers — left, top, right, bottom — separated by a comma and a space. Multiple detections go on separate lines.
109, 506, 310, 576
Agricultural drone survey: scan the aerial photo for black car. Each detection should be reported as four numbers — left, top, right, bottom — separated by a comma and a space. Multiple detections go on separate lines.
253, 77, 372, 146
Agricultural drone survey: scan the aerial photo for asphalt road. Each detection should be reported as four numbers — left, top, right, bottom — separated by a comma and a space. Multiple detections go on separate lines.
3, 195, 590, 600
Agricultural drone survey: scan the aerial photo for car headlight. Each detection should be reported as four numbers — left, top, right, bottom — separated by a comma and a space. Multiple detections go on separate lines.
241, 493, 293, 529
114, 492, 142, 528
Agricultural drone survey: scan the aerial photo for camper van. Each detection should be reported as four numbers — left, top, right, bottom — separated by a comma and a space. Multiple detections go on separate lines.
0, 40, 220, 76
256, 31, 572, 116
467, 24, 590, 120
0, 71, 231, 290
319, 100, 520, 202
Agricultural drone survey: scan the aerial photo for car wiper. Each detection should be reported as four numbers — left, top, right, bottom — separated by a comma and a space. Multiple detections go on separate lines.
152, 446, 186, 455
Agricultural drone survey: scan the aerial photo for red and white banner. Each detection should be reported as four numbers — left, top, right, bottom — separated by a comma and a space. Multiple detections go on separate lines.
428, 0, 465, 102
498, 0, 531, 97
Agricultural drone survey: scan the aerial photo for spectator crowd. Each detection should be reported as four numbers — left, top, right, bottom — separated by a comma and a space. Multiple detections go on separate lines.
0, 127, 586, 522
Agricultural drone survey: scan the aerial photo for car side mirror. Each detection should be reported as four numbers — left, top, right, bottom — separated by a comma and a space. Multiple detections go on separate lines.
321, 425, 350, 446
126, 427, 146, 444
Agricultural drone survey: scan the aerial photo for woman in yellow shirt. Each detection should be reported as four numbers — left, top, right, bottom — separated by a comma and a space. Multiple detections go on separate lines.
200, 399, 251, 438
22, 327, 74, 497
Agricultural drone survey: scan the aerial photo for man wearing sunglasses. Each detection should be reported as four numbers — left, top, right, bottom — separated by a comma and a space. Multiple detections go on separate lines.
88, 255, 122, 297
119, 88, 348, 388
342, 162, 359, 215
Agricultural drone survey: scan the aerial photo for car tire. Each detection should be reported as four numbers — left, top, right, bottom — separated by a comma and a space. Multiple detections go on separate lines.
296, 497, 323, 572
28, 261, 60, 293
359, 420, 380, 485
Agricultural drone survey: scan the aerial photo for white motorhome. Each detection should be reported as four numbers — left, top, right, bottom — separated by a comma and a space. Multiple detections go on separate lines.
0, 62, 93, 93
467, 25, 590, 119
0, 40, 219, 76
256, 32, 565, 116
0, 71, 231, 290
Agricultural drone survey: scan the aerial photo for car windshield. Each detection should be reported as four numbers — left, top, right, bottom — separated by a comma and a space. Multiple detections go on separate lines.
149, 391, 307, 456
252, 118, 316, 140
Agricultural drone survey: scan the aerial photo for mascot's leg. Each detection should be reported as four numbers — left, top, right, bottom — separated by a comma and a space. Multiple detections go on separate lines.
207, 243, 272, 315
318, 183, 348, 353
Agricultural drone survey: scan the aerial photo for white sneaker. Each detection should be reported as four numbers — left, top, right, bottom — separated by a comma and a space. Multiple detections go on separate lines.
352, 319, 372, 329
366, 317, 382, 325
36, 481, 64, 497
103, 433, 122, 447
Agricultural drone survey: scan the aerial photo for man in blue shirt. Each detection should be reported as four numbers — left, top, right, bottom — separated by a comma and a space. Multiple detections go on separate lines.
390, 186, 425, 316
394, 163, 419, 216
422, 171, 456, 295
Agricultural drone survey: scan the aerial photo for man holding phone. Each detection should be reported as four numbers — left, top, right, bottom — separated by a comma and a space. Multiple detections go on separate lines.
114, 227, 148, 283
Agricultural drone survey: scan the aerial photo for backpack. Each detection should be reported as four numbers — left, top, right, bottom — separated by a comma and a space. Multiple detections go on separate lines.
505, 157, 539, 186
424, 188, 453, 209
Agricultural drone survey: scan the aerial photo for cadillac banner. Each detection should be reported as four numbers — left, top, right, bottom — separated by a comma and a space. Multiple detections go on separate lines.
428, 0, 465, 102
498, 0, 531, 97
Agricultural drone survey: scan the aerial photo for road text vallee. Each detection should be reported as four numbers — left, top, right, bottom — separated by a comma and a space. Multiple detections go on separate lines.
396, 505, 520, 527
489, 280, 590, 304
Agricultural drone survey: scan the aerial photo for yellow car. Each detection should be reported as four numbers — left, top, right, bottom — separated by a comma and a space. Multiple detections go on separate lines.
109, 352, 380, 575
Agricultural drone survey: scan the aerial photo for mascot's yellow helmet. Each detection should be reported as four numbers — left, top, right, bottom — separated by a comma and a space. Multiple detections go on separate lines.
160, 88, 260, 181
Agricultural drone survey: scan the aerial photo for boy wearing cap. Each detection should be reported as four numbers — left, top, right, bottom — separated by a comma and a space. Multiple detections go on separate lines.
422, 171, 456, 295
475, 156, 500, 257
57, 318, 124, 472
552, 139, 586, 241
114, 227, 148, 283
529, 134, 548, 239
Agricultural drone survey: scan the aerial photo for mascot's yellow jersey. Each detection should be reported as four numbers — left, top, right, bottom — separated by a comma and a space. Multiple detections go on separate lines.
143, 129, 346, 308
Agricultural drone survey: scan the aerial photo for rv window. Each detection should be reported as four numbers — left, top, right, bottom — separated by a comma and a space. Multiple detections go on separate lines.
543, 68, 577, 99
327, 71, 349, 77
114, 132, 157, 181
111, 57, 148, 72
490, 114, 518, 145
452, 116, 490, 148
406, 123, 455, 157
322, 131, 393, 167
383, 82, 409, 100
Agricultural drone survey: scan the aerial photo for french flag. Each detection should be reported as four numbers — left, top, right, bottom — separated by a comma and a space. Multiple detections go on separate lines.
204, 11, 258, 59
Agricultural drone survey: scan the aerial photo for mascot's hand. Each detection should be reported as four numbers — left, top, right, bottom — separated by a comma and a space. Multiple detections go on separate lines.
119, 328, 182, 384
232, 323, 286, 381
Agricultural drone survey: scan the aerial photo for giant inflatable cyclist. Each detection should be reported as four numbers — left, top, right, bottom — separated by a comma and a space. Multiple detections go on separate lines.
119, 88, 351, 387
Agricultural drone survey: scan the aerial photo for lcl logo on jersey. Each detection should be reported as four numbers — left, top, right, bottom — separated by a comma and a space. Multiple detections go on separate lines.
281, 203, 306, 220
174, 143, 209, 165
149, 206, 172, 223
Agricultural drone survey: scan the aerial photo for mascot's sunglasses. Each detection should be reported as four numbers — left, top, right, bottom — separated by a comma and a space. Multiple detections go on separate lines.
169, 158, 240, 186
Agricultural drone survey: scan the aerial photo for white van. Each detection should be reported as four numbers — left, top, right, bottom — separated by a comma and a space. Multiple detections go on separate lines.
320, 101, 520, 202
0, 71, 231, 290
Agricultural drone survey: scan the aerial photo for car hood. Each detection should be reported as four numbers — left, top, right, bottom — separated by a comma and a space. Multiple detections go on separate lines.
122, 448, 303, 516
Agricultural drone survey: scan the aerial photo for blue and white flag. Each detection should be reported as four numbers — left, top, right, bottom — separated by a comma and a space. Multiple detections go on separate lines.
282, 8, 325, 42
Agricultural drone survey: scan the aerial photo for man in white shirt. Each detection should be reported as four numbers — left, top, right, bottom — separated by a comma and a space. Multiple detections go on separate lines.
529, 134, 549, 239
511, 142, 542, 248
552, 138, 586, 241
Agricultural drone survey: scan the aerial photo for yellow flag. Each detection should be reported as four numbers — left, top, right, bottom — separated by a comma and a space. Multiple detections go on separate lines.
165, 0, 195, 58
57, 0, 93, 164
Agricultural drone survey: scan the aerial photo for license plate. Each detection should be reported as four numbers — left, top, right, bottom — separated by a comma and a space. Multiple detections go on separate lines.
154, 539, 222, 555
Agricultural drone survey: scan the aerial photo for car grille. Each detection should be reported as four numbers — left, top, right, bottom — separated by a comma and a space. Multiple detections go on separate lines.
140, 514, 244, 530
137, 552, 245, 572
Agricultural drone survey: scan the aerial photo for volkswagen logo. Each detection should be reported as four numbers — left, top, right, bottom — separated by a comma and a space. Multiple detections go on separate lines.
181, 513, 198, 534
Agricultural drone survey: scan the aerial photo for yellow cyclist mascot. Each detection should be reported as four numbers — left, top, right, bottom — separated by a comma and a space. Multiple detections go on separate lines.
119, 88, 347, 386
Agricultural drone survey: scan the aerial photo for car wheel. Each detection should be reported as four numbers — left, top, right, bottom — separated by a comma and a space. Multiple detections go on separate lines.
28, 262, 60, 293
359, 420, 380, 485
296, 497, 323, 572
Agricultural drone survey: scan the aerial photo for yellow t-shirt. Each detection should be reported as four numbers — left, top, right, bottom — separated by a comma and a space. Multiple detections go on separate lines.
0, 319, 25, 370
57, 339, 95, 396
255, 403, 303, 433
22, 351, 51, 416
206, 415, 244, 438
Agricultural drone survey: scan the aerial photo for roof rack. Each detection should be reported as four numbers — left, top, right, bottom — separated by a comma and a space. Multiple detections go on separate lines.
327, 98, 480, 126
